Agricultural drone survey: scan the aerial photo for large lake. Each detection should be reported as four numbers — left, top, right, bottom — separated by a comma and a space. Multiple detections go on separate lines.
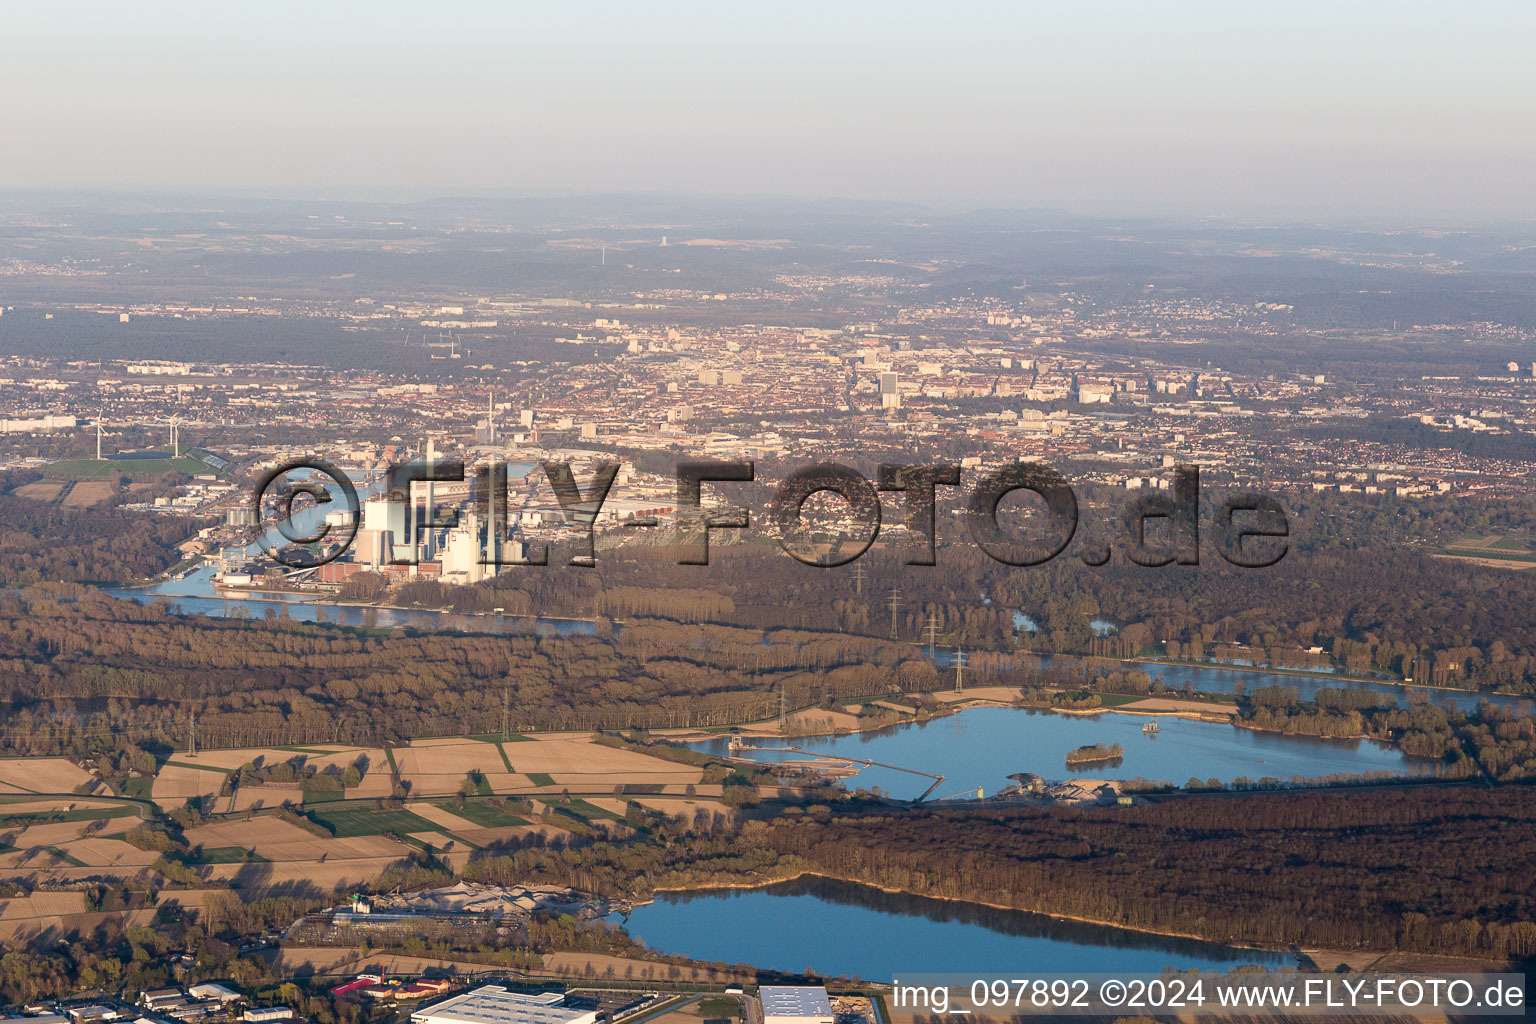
619, 876, 1291, 981
688, 704, 1439, 799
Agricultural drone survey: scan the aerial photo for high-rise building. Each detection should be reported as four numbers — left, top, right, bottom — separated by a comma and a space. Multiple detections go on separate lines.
880, 371, 900, 409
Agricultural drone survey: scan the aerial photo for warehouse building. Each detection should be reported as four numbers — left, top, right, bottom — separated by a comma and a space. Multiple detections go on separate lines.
758, 986, 834, 1024
411, 987, 597, 1024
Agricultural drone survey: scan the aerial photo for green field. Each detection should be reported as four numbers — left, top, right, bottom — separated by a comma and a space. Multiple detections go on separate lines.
1093, 692, 1150, 708
163, 760, 234, 774
562, 798, 624, 823
106, 777, 156, 800
44, 453, 223, 481
697, 998, 745, 1019
436, 800, 530, 828
525, 772, 555, 787
302, 789, 344, 805
0, 806, 138, 827
179, 846, 266, 865
1441, 546, 1536, 564
305, 804, 440, 838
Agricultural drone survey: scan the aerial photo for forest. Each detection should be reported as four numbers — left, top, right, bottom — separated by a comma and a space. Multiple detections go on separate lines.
0, 583, 963, 756
0, 471, 201, 585
361, 487, 1536, 695
8, 459, 1536, 697
461, 784, 1536, 962
6, 581, 1536, 788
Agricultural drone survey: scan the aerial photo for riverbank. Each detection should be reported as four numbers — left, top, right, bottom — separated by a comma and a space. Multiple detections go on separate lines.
1119, 654, 1519, 698
662, 685, 1239, 746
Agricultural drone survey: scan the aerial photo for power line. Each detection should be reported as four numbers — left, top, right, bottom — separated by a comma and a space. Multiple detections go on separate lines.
887, 587, 901, 640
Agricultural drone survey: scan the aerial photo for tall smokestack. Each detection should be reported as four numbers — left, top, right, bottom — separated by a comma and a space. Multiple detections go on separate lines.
424, 438, 436, 561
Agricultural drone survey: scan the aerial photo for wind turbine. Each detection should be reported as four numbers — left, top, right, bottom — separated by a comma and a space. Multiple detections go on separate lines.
96, 415, 104, 460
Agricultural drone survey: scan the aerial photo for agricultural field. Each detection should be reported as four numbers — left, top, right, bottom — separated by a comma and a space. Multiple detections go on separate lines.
303, 804, 441, 839
9, 480, 64, 502
0, 758, 96, 794
1438, 533, 1536, 569
179, 815, 431, 894
409, 803, 485, 833
61, 481, 117, 506
429, 733, 708, 795
0, 795, 154, 892
151, 762, 227, 806
150, 745, 394, 811
0, 732, 720, 903
146, 733, 705, 810
431, 799, 531, 828
389, 738, 527, 796
0, 803, 138, 828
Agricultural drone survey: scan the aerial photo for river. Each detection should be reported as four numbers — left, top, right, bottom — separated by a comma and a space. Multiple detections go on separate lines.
103, 463, 600, 635
100, 471, 1530, 712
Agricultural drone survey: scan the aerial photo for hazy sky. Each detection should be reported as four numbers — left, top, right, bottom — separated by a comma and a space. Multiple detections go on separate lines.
5, 1, 1534, 216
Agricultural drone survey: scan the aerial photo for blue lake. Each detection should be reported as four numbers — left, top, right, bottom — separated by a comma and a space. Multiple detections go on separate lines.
619, 876, 1291, 981
689, 705, 1438, 799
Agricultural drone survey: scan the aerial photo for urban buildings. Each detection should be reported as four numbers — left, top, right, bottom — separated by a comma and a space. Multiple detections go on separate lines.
410, 988, 598, 1024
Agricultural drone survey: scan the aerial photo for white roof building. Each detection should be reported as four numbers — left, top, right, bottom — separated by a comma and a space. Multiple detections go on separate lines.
411, 988, 598, 1024
758, 987, 833, 1024
241, 1010, 292, 1024
187, 984, 242, 1005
